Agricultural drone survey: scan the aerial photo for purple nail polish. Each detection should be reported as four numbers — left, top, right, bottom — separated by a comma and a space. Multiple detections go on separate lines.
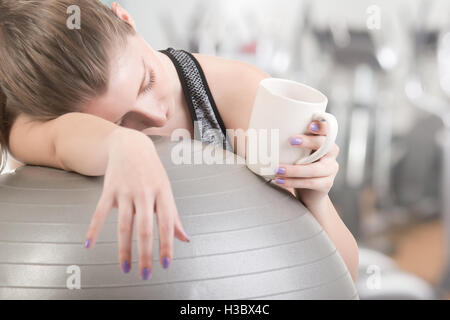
275, 167, 286, 175
276, 178, 285, 184
311, 123, 320, 132
290, 137, 302, 145
84, 238, 91, 249
122, 261, 130, 274
141, 267, 151, 280
162, 257, 171, 269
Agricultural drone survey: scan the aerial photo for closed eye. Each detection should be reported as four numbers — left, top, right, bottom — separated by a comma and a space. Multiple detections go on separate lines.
115, 64, 156, 126
141, 69, 156, 95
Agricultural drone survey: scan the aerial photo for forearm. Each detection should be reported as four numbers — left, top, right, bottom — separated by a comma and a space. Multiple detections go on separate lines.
53, 112, 145, 176
299, 194, 359, 282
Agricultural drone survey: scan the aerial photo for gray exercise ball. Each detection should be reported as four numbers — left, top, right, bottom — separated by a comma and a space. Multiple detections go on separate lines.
0, 136, 358, 299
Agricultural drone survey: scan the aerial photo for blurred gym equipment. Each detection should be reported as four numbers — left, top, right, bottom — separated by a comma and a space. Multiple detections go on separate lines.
404, 0, 450, 291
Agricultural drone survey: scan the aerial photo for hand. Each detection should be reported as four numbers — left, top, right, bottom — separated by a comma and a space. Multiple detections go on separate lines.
84, 128, 189, 279
274, 121, 340, 208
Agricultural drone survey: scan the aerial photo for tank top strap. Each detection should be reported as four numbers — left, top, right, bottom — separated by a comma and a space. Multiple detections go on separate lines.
158, 47, 233, 152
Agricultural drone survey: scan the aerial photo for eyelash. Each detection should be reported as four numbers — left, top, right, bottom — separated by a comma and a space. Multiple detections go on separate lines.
117, 69, 156, 126
142, 69, 156, 94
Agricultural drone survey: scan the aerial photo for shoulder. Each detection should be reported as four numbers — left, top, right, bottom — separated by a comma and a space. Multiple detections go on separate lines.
191, 52, 271, 132
191, 52, 270, 81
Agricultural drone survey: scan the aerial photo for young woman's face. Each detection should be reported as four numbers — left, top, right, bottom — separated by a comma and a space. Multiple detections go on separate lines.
83, 34, 175, 131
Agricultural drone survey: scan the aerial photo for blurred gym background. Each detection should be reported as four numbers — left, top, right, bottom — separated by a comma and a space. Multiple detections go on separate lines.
99, 0, 450, 299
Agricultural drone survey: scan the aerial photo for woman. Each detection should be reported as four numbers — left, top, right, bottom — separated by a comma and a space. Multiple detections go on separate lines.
0, 0, 358, 281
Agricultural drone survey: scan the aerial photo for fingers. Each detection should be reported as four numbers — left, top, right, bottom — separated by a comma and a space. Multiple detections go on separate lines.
90, 177, 189, 279
274, 176, 334, 190
156, 185, 191, 269
289, 134, 340, 159
155, 188, 176, 269
326, 143, 340, 158
277, 140, 340, 179
158, 186, 190, 243
276, 157, 339, 179
289, 134, 326, 150
117, 198, 134, 274
308, 120, 327, 135
135, 194, 155, 280
117, 186, 189, 278
85, 192, 113, 249
174, 214, 190, 243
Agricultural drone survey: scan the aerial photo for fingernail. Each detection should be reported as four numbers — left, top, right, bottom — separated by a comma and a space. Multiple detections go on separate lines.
162, 257, 171, 269
275, 167, 285, 175
290, 137, 302, 145
310, 123, 320, 132
185, 233, 191, 242
84, 238, 91, 249
122, 261, 130, 274
275, 178, 285, 184
141, 267, 151, 280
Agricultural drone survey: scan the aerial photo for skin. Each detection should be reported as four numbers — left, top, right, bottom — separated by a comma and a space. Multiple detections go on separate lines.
8, 2, 358, 281
90, 2, 359, 282
86, 4, 340, 211
83, 33, 193, 137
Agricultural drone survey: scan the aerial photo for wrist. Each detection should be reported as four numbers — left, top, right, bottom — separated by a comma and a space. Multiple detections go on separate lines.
295, 189, 329, 215
107, 127, 153, 154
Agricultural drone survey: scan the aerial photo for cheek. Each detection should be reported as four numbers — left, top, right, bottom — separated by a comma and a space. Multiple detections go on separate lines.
138, 60, 174, 118
153, 58, 173, 99
136, 91, 169, 119
138, 90, 164, 110
148, 82, 173, 112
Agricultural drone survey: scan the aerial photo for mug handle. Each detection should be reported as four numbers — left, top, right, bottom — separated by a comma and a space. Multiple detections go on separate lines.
295, 112, 338, 165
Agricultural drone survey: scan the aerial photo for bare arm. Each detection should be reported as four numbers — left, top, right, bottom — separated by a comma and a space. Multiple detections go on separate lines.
9, 112, 189, 276
296, 193, 359, 282
210, 58, 359, 282
9, 112, 130, 176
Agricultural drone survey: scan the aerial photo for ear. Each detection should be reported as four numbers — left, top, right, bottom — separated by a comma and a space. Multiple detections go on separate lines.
111, 2, 136, 31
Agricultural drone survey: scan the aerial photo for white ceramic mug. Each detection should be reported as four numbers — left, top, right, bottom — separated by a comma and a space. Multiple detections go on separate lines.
246, 78, 338, 179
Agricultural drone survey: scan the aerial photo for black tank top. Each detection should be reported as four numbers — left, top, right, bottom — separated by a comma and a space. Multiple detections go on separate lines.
158, 48, 234, 152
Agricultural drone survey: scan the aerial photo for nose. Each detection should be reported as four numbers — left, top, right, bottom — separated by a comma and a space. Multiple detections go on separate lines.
148, 103, 167, 126
129, 104, 168, 129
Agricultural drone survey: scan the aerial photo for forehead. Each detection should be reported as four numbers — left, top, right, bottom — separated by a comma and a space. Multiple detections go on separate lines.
83, 35, 143, 121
